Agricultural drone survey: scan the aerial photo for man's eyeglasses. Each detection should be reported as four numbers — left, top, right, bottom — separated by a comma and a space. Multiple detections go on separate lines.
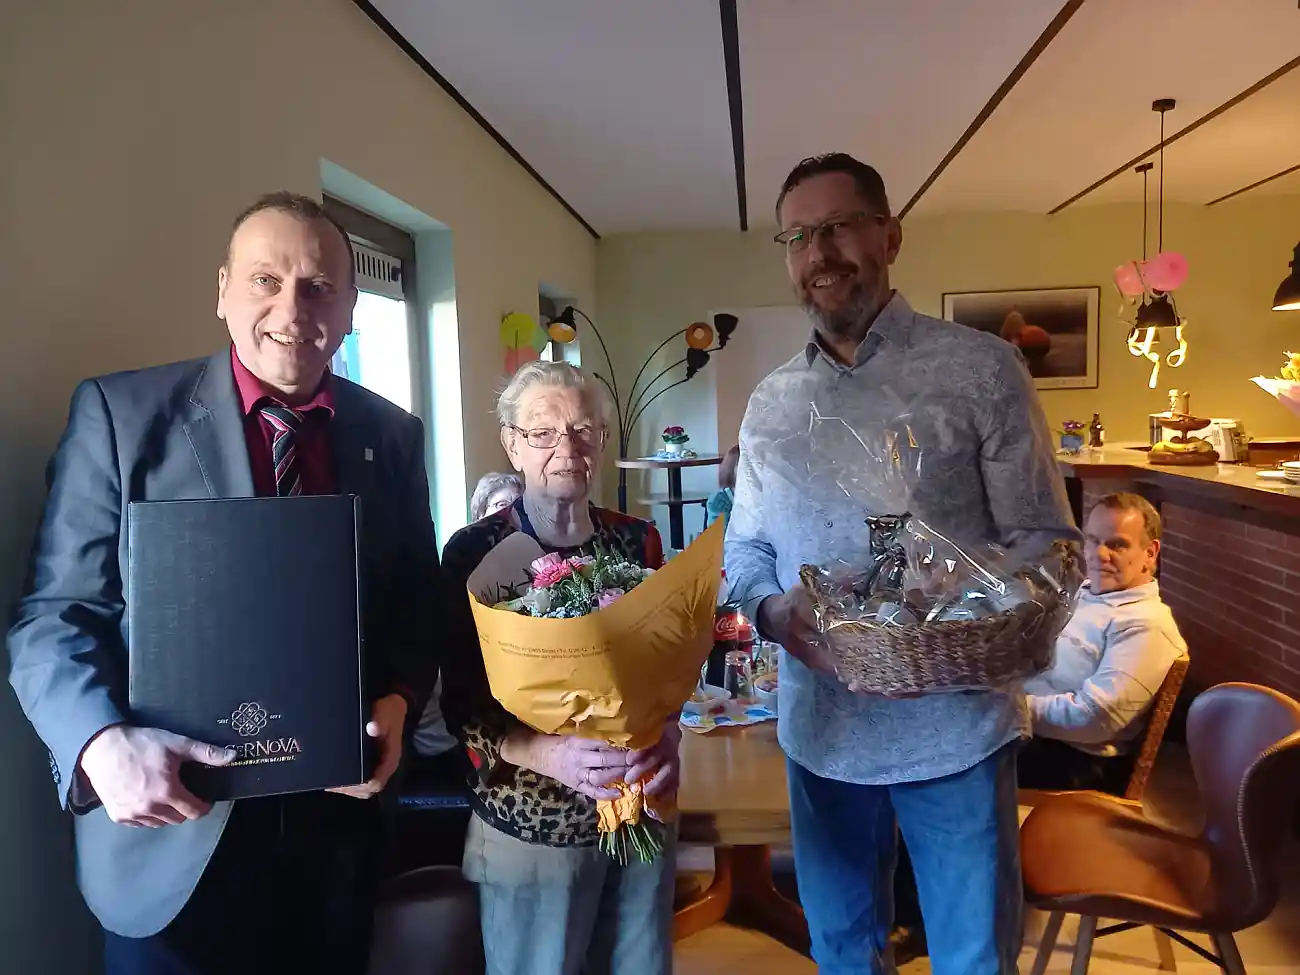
509, 425, 607, 450
774, 211, 887, 254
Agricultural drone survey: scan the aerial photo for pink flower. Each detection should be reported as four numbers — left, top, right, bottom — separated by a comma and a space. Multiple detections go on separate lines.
597, 588, 625, 609
530, 553, 574, 589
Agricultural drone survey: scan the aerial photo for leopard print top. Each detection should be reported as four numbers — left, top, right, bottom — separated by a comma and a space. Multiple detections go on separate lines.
439, 502, 664, 847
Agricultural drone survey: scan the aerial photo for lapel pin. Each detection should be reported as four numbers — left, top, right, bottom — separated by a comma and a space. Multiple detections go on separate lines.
364, 448, 374, 462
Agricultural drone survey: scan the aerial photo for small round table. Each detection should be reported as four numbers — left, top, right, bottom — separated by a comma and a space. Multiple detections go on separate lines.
674, 722, 809, 954
616, 455, 721, 550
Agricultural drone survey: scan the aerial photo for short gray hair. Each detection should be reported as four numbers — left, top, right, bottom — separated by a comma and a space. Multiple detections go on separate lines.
1090, 491, 1162, 543
468, 472, 522, 521
496, 360, 613, 429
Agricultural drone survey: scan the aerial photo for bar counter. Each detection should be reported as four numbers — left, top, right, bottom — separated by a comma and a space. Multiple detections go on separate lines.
1059, 442, 1300, 699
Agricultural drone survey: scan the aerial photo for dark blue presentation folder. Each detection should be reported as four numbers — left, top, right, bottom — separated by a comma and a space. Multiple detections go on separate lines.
127, 495, 369, 801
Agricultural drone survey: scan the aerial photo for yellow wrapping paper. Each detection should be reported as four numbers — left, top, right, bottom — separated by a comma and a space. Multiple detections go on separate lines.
467, 518, 725, 833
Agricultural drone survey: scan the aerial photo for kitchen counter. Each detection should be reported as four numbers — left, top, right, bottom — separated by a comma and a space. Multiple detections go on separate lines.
1059, 444, 1300, 519
1058, 443, 1300, 702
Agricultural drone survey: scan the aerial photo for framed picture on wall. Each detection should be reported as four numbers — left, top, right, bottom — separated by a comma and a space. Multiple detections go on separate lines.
941, 286, 1100, 390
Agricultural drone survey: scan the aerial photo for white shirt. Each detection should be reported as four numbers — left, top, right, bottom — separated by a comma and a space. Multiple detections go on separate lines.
1026, 580, 1187, 756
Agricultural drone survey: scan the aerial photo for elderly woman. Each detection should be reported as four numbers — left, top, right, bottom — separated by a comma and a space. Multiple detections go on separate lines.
468, 471, 523, 522
440, 361, 680, 975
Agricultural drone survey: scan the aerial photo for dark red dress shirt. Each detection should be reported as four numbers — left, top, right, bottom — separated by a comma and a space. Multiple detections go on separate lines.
230, 347, 336, 497
231, 348, 419, 717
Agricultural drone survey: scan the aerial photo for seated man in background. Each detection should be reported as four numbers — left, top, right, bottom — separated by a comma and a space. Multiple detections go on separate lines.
894, 491, 1188, 960
1020, 491, 1188, 791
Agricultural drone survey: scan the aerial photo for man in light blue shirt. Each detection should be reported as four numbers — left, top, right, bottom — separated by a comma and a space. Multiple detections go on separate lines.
1022, 491, 1187, 786
725, 153, 1079, 974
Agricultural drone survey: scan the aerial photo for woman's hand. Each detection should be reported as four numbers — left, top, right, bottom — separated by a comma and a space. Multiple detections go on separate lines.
502, 730, 630, 800
625, 721, 683, 798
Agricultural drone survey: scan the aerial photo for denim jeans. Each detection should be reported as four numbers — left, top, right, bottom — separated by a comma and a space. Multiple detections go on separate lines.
462, 814, 676, 975
787, 743, 1022, 975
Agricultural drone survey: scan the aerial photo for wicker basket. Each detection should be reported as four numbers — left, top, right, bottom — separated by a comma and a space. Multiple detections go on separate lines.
800, 565, 1065, 695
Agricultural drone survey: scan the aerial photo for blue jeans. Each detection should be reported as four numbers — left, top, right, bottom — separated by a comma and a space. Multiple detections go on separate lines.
463, 814, 676, 975
787, 744, 1022, 975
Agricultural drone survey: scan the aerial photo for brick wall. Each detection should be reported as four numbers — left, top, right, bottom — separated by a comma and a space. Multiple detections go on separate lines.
1078, 481, 1300, 699
1158, 504, 1300, 699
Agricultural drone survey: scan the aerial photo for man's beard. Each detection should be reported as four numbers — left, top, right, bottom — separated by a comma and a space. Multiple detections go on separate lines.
800, 275, 880, 342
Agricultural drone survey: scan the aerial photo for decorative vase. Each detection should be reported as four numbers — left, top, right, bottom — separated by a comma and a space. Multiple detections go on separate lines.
1059, 433, 1084, 454
663, 441, 684, 456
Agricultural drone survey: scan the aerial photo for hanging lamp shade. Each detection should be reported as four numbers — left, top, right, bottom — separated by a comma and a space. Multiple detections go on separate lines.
1273, 242, 1300, 311
1135, 293, 1179, 328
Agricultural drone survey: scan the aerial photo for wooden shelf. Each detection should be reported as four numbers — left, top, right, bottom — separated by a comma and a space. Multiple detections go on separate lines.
637, 494, 710, 506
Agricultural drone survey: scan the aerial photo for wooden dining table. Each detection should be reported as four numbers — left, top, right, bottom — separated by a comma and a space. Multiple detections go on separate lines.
673, 721, 810, 954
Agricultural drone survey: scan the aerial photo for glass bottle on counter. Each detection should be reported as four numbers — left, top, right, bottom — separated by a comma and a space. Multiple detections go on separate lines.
1088, 413, 1105, 448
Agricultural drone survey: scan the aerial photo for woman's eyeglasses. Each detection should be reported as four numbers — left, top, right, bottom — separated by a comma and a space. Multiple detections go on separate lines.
509, 425, 607, 450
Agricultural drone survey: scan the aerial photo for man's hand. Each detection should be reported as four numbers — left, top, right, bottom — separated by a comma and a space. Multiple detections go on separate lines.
502, 731, 630, 800
757, 586, 838, 676
626, 721, 682, 798
78, 725, 234, 827
330, 693, 407, 799
843, 682, 925, 699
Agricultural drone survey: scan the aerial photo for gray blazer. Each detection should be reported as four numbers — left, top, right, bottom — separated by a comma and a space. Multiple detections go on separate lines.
7, 349, 446, 937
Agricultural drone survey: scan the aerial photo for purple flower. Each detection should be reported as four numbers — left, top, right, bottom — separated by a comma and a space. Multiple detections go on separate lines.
597, 588, 625, 609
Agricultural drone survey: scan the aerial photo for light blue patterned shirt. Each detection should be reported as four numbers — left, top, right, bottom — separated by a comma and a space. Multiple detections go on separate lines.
725, 293, 1079, 784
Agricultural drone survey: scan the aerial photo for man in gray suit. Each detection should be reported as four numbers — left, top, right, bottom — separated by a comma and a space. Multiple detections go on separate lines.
7, 193, 447, 974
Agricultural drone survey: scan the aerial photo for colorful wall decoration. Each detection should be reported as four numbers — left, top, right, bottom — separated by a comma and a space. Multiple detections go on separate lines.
500, 311, 547, 376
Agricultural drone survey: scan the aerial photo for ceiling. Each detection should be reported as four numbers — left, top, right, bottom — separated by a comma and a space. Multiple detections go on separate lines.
361, 0, 1300, 235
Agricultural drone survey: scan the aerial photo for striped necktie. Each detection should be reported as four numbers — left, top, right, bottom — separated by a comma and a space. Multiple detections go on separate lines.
259, 404, 304, 497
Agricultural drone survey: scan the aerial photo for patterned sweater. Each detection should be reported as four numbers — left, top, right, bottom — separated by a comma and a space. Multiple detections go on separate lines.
439, 502, 664, 847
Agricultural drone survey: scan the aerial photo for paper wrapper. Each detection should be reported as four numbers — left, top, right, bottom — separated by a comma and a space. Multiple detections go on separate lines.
1252, 377, 1300, 421
467, 517, 725, 834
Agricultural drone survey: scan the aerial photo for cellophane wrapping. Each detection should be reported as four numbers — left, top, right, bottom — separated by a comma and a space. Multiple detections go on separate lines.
790, 402, 1082, 693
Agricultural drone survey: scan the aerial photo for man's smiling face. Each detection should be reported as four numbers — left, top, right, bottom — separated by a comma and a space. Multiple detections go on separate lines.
216, 208, 356, 404
778, 171, 901, 346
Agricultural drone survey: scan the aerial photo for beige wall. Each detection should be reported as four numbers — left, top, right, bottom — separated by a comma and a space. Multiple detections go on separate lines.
0, 2, 594, 969
597, 197, 1300, 521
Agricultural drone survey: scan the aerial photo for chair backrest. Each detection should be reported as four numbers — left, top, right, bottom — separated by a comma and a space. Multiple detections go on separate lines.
1187, 682, 1300, 930
1124, 655, 1190, 800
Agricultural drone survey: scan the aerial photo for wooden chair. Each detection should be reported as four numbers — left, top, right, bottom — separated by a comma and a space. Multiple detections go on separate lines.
1122, 655, 1189, 801
367, 866, 484, 975
1021, 683, 1300, 975
1020, 655, 1189, 808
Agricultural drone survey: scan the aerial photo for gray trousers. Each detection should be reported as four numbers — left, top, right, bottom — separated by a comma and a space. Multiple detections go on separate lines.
462, 814, 676, 975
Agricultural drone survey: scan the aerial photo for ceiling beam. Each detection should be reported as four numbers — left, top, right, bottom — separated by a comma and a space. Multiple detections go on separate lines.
1048, 55, 1300, 215
1205, 163, 1300, 206
720, 0, 748, 232
898, 0, 1086, 220
349, 0, 601, 240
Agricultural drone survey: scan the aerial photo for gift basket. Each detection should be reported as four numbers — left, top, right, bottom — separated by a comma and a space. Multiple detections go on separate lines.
793, 403, 1082, 695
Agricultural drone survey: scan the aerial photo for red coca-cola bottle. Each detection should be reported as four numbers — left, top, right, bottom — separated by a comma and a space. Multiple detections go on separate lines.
707, 604, 740, 689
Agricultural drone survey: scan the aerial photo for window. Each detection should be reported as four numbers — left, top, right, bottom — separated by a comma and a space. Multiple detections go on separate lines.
323, 197, 420, 415
333, 247, 413, 412
321, 186, 466, 539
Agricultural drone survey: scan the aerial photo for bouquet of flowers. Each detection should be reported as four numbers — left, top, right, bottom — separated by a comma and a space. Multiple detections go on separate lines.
466, 520, 724, 863
1252, 351, 1300, 421
779, 401, 1082, 695
495, 549, 654, 620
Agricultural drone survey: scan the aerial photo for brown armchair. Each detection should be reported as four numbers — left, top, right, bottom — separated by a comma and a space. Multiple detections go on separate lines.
1021, 682, 1300, 974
